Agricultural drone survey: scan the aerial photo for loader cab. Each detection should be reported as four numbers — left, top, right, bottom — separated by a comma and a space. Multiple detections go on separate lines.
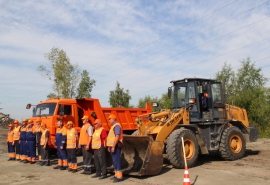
170, 78, 226, 122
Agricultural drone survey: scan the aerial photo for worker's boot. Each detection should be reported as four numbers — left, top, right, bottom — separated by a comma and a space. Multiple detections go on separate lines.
47, 160, 51, 166
60, 166, 67, 170
53, 165, 60, 169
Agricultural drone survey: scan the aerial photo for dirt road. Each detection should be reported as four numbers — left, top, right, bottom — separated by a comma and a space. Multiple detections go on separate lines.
0, 127, 269, 185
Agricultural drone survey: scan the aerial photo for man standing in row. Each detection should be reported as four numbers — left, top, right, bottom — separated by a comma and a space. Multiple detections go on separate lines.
107, 114, 123, 182
26, 119, 36, 164
53, 118, 68, 170
79, 115, 94, 175
36, 118, 42, 161
66, 121, 78, 173
40, 122, 50, 166
13, 120, 21, 161
19, 119, 28, 162
7, 124, 15, 161
91, 119, 108, 179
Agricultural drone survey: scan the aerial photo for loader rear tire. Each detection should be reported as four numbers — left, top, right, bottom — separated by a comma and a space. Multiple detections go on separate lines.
219, 126, 246, 161
166, 128, 199, 169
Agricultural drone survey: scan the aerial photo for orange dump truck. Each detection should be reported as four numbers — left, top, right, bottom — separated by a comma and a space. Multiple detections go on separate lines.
26, 98, 151, 149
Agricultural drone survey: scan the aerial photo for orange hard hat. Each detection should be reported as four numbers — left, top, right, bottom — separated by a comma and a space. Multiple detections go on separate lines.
22, 119, 27, 123
13, 120, 19, 124
8, 124, 13, 127
81, 115, 89, 120
108, 114, 116, 120
41, 122, 46, 127
28, 119, 33, 123
36, 118, 42, 123
67, 121, 74, 126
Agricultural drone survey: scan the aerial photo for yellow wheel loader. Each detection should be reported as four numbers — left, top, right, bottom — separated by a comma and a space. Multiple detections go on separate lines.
121, 78, 258, 176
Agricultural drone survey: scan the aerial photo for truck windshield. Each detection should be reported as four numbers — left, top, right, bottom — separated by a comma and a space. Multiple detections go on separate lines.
172, 84, 187, 108
33, 103, 56, 117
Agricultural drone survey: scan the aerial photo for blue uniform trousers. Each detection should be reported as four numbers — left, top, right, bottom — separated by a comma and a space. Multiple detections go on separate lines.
27, 141, 36, 162
111, 147, 122, 171
19, 140, 27, 160
7, 142, 15, 159
57, 146, 68, 167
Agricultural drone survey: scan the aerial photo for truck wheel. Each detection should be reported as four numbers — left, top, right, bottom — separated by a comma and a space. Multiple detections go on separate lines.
219, 126, 246, 160
166, 128, 199, 169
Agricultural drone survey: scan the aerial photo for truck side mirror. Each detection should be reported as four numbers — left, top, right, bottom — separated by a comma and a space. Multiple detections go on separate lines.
26, 104, 32, 109
91, 112, 97, 119
168, 87, 172, 99
59, 105, 64, 116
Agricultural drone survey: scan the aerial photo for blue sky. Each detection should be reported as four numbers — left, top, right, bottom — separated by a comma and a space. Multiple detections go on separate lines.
1, 0, 270, 121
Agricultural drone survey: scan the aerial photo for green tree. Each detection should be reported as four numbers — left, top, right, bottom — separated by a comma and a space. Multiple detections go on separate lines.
47, 93, 58, 99
109, 81, 131, 107
137, 95, 159, 108
76, 70, 96, 98
216, 58, 269, 131
159, 93, 172, 109
37, 47, 80, 98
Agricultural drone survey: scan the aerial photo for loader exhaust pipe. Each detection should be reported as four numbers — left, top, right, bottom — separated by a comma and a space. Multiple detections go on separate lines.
121, 135, 163, 176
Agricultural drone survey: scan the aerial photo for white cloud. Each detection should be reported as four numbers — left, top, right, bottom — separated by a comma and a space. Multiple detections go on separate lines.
0, 0, 270, 120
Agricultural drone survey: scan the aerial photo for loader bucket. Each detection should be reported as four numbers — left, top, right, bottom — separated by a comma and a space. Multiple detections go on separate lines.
121, 135, 163, 176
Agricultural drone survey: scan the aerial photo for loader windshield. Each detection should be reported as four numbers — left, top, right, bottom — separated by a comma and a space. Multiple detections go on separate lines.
33, 103, 56, 117
172, 84, 187, 108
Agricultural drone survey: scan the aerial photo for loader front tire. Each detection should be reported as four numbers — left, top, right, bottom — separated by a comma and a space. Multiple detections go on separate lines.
166, 128, 199, 169
219, 126, 246, 160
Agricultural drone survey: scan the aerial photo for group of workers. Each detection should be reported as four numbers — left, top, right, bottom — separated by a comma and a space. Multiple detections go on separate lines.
6, 114, 123, 182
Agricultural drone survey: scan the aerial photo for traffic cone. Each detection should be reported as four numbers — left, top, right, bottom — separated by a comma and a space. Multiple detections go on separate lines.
183, 166, 191, 185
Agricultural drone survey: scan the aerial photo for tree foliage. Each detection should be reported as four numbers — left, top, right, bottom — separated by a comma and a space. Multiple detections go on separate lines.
137, 93, 172, 110
37, 47, 95, 99
216, 58, 269, 131
109, 81, 131, 107
76, 70, 96, 98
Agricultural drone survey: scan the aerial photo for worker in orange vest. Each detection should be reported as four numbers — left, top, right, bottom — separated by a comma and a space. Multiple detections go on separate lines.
53, 118, 68, 170
91, 119, 108, 179
7, 124, 15, 161
19, 119, 28, 162
25, 119, 36, 164
78, 115, 94, 174
13, 120, 21, 161
107, 114, 123, 182
36, 118, 42, 161
40, 122, 50, 166
66, 121, 78, 173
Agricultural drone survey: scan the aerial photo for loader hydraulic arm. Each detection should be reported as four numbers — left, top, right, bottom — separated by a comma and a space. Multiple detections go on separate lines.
136, 108, 189, 147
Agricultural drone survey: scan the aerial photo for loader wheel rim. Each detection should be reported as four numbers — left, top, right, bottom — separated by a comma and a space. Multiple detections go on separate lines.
182, 139, 195, 159
230, 134, 242, 153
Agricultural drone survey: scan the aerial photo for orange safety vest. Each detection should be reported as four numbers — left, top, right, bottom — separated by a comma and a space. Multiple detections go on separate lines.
92, 127, 104, 149
79, 123, 91, 145
67, 128, 77, 149
7, 130, 14, 142
106, 123, 123, 147
13, 126, 21, 141
40, 129, 49, 145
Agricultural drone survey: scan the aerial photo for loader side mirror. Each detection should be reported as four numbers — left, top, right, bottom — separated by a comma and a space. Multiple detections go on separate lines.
168, 87, 172, 99
26, 104, 32, 109
91, 111, 97, 119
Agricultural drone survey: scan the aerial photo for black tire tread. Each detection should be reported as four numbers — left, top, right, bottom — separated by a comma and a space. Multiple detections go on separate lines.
166, 128, 199, 169
219, 126, 246, 161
